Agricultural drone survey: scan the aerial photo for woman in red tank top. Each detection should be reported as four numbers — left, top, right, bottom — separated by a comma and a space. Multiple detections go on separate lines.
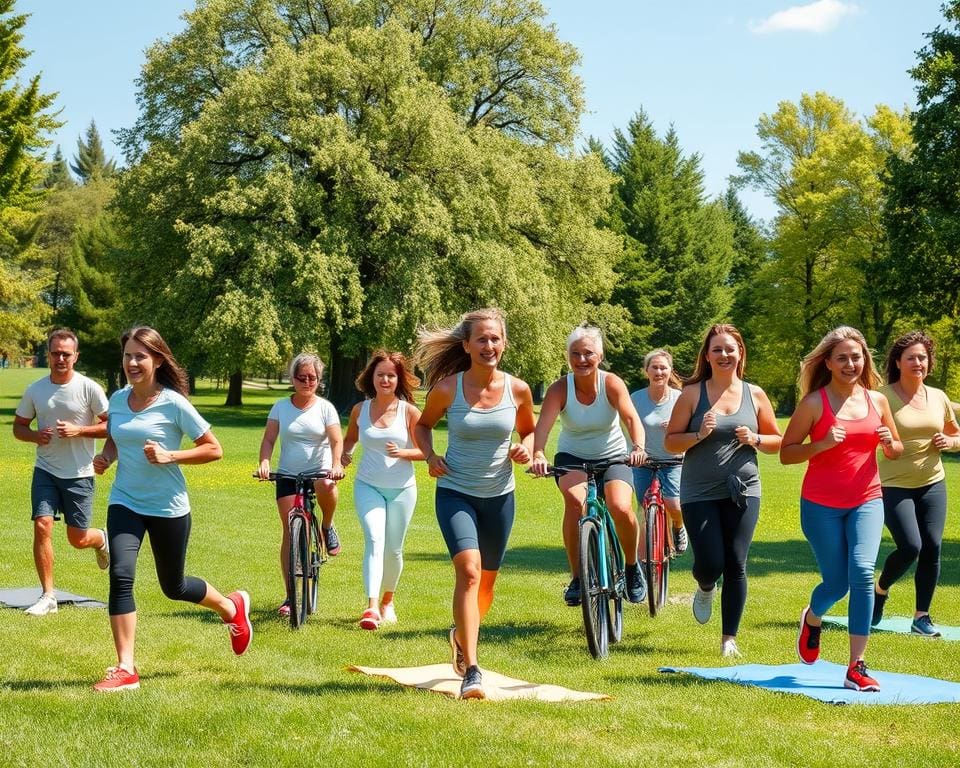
780, 326, 902, 693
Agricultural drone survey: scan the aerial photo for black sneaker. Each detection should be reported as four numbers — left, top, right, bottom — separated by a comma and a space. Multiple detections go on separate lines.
871, 590, 888, 627
323, 525, 341, 556
459, 665, 484, 700
563, 577, 581, 606
626, 564, 647, 604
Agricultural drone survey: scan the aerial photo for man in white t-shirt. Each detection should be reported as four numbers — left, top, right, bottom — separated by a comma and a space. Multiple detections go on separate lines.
13, 329, 110, 616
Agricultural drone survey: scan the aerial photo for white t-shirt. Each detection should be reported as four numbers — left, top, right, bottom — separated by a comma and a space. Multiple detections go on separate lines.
16, 373, 109, 478
268, 397, 340, 474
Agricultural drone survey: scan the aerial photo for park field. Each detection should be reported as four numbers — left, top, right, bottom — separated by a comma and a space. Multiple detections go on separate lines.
1, 367, 959, 768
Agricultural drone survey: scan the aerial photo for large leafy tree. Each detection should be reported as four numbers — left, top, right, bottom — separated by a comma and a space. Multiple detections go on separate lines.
0, 0, 59, 353
603, 111, 734, 385
885, 1, 960, 318
736, 93, 912, 408
114, 0, 620, 407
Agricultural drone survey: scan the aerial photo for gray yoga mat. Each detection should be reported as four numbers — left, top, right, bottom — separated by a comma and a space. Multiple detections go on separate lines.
0, 587, 106, 609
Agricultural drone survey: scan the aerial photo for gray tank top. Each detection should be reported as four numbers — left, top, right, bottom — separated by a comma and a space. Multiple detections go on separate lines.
557, 370, 628, 459
679, 380, 761, 504
438, 372, 517, 498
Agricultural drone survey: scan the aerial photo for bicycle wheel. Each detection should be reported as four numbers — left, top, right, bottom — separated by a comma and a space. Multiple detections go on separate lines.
579, 517, 609, 659
603, 516, 623, 644
307, 518, 322, 614
644, 501, 666, 617
287, 515, 310, 628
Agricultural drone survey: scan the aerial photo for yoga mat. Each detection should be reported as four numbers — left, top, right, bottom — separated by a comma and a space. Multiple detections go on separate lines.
0, 587, 106, 610
350, 663, 610, 702
823, 614, 960, 640
660, 661, 960, 705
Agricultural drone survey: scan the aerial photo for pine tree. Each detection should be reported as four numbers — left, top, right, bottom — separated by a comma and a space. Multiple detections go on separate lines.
43, 145, 73, 188
70, 120, 116, 183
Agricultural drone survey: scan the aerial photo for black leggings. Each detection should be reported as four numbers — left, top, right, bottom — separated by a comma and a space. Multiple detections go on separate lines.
107, 504, 207, 615
877, 481, 947, 613
681, 496, 760, 637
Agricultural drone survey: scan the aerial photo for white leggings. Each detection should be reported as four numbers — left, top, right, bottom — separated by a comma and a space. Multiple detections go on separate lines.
354, 479, 417, 600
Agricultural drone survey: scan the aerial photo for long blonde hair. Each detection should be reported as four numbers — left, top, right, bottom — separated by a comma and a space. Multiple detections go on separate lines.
798, 326, 880, 398
413, 308, 506, 390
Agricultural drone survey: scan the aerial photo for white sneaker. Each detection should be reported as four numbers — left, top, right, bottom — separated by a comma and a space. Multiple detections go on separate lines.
25, 593, 58, 616
380, 602, 398, 624
692, 586, 715, 624
95, 528, 110, 570
721, 638, 742, 658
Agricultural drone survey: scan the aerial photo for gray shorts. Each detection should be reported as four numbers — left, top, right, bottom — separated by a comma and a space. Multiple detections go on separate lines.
31, 467, 95, 529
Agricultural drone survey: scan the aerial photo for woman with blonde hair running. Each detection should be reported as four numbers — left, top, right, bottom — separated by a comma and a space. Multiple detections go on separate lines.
413, 308, 535, 700
781, 326, 902, 692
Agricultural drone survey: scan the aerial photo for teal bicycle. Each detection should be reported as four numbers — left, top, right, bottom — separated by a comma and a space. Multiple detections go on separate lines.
534, 457, 629, 659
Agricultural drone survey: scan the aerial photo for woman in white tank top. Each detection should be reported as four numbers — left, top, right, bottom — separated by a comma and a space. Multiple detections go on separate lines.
531, 324, 648, 607
343, 351, 424, 631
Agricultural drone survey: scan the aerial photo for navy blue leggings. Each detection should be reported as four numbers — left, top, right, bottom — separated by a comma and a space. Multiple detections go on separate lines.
107, 504, 207, 615
877, 481, 947, 613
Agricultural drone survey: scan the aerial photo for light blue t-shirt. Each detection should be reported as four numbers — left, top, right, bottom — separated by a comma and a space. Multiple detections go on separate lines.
108, 386, 211, 517
630, 386, 682, 461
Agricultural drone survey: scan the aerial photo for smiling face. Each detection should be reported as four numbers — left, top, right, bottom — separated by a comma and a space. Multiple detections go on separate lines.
568, 337, 602, 378
644, 354, 671, 386
825, 338, 866, 385
706, 333, 741, 376
897, 342, 929, 382
47, 336, 78, 384
373, 359, 399, 396
463, 318, 505, 369
123, 338, 161, 388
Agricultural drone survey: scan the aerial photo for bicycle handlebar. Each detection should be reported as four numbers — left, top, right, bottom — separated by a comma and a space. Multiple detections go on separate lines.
527, 456, 631, 478
639, 458, 684, 470
252, 471, 331, 482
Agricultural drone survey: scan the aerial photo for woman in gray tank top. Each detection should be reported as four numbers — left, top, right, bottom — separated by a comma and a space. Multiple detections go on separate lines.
665, 324, 781, 659
413, 308, 536, 700
531, 324, 648, 607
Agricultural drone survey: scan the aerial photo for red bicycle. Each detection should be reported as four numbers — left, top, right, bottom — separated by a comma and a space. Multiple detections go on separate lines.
640, 459, 683, 617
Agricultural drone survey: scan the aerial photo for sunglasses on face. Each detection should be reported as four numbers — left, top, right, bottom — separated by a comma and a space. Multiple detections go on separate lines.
294, 375, 318, 384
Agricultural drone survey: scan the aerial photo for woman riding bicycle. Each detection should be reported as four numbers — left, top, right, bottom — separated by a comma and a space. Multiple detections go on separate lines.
413, 308, 535, 700
531, 324, 647, 608
630, 349, 687, 555
342, 350, 424, 631
257, 353, 345, 617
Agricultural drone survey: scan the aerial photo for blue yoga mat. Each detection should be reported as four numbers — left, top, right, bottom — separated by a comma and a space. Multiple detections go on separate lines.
0, 587, 106, 609
659, 662, 960, 705
823, 614, 960, 640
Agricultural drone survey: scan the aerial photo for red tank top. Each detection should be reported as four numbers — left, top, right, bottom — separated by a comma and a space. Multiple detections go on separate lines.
801, 388, 882, 508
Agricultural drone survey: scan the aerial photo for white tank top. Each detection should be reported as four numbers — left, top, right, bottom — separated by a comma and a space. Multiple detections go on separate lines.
557, 370, 628, 459
356, 399, 416, 489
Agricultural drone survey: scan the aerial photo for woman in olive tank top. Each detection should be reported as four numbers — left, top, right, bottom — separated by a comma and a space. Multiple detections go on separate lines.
413, 308, 536, 700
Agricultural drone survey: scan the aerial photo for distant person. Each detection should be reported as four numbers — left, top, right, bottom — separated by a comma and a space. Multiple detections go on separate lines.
413, 308, 535, 700
92, 326, 252, 692
13, 329, 110, 616
531, 325, 648, 607
873, 331, 959, 637
342, 350, 424, 630
780, 326, 902, 692
630, 349, 687, 555
257, 353, 345, 617
665, 324, 781, 659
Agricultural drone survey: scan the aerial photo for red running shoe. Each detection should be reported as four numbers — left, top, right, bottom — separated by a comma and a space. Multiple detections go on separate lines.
797, 606, 821, 665
226, 591, 253, 655
845, 659, 880, 692
93, 665, 140, 692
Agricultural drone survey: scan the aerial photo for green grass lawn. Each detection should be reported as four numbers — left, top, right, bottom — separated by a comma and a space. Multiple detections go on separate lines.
1, 368, 959, 767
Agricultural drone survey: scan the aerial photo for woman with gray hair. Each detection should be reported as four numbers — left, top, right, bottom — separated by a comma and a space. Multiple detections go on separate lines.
257, 353, 345, 617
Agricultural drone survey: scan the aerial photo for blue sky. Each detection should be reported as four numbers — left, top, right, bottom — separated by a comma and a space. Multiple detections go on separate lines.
17, 1, 948, 221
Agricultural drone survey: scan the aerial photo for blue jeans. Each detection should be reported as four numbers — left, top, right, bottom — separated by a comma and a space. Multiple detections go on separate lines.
800, 497, 884, 636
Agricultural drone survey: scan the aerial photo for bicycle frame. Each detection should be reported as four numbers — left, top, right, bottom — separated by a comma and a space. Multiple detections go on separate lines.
582, 475, 624, 594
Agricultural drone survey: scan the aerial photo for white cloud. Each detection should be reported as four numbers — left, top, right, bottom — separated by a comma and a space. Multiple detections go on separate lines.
749, 0, 860, 35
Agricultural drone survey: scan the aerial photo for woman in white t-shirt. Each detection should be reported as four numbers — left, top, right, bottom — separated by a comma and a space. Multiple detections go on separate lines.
342, 350, 424, 630
257, 353, 344, 616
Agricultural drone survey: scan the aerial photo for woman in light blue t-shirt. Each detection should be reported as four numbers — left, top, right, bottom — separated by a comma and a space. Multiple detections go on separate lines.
91, 327, 252, 693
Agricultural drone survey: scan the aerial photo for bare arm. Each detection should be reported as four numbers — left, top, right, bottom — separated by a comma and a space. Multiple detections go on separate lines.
509, 378, 536, 465
734, 385, 782, 454
531, 378, 565, 474
56, 413, 108, 439
144, 430, 223, 465
606, 373, 646, 465
664, 385, 702, 454
389, 403, 425, 461
13, 414, 51, 446
872, 392, 903, 460
779, 395, 834, 465
342, 404, 362, 466
326, 421, 345, 480
415, 378, 456, 477
257, 419, 280, 478
93, 436, 118, 474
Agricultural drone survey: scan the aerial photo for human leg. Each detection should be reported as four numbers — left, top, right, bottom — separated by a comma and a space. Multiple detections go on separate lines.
354, 479, 387, 609
275, 491, 296, 604
30, 467, 61, 595
106, 504, 147, 670
474, 492, 515, 617
718, 496, 760, 640
913, 481, 947, 616
315, 478, 340, 555
558, 470, 587, 575
605, 477, 639, 567
845, 498, 884, 665
799, 498, 851, 624
380, 484, 417, 612
876, 485, 921, 596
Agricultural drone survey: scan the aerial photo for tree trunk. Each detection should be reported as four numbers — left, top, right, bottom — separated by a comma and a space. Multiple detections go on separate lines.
327, 338, 365, 414
225, 371, 243, 406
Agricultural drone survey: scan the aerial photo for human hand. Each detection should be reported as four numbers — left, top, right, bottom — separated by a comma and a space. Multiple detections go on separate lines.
876, 426, 894, 448
328, 464, 345, 481
823, 424, 846, 447
37, 427, 53, 446
256, 459, 271, 480
426, 453, 448, 478
144, 439, 175, 464
932, 432, 955, 451
341, 452, 352, 466
699, 410, 718, 439
734, 426, 756, 446
627, 446, 646, 467
93, 453, 112, 475
385, 441, 400, 458
56, 419, 81, 438
530, 453, 550, 477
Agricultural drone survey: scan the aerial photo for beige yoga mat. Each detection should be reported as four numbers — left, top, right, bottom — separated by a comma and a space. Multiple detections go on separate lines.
349, 663, 610, 702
